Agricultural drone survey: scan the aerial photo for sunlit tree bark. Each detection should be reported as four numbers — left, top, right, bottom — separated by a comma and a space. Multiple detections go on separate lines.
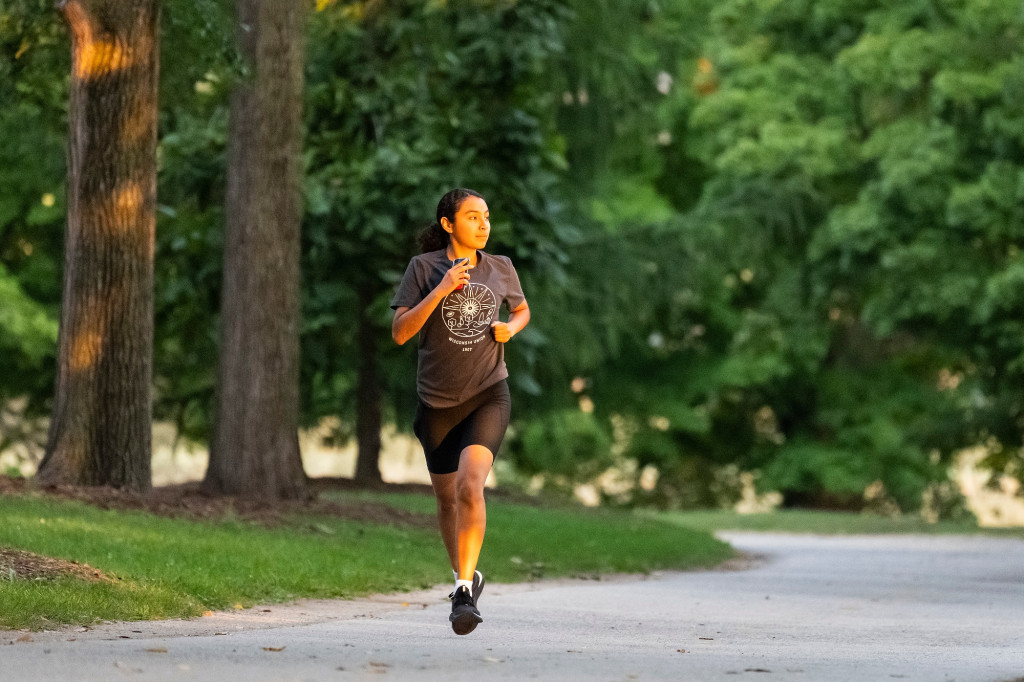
203, 0, 307, 499
37, 0, 160, 491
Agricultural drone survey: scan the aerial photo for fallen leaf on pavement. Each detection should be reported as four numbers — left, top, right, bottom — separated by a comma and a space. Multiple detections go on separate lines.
262, 646, 286, 652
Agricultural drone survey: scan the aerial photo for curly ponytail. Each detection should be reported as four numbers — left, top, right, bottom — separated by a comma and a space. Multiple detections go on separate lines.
417, 188, 484, 253
417, 222, 448, 253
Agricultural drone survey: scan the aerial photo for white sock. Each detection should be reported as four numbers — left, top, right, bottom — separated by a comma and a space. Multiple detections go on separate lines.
455, 578, 473, 592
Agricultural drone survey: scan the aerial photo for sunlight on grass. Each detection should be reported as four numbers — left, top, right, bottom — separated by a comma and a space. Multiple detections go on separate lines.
0, 491, 731, 630
0, 579, 201, 630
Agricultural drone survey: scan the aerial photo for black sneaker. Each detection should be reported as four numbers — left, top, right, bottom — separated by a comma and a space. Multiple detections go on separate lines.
447, 570, 485, 604
471, 570, 485, 606
449, 585, 482, 635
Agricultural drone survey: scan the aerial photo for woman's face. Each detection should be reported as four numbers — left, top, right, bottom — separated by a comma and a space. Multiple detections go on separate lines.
444, 196, 490, 251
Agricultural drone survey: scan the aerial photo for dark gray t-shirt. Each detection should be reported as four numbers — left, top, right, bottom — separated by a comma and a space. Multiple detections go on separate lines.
391, 249, 526, 408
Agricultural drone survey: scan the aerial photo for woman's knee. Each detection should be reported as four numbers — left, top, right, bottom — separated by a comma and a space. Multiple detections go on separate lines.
436, 492, 458, 516
457, 448, 491, 497
430, 473, 458, 511
456, 477, 485, 507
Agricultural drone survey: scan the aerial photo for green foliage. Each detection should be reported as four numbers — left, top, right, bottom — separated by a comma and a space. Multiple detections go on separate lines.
639, 0, 1024, 511
160, 0, 242, 101
521, 0, 1024, 514
3, 0, 1024, 514
0, 265, 58, 362
153, 105, 229, 440
301, 0, 575, 434
800, 0, 1024, 477
556, 0, 714, 216
0, 1, 66, 411
515, 409, 612, 478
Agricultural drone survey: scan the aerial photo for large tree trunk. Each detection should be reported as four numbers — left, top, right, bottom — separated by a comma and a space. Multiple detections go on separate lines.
353, 288, 383, 484
36, 0, 160, 491
204, 0, 307, 499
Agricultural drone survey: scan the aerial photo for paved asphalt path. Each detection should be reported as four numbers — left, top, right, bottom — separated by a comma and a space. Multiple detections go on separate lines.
3, 532, 1024, 682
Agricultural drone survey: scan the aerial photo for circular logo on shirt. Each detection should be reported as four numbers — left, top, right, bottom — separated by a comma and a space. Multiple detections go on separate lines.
442, 283, 496, 339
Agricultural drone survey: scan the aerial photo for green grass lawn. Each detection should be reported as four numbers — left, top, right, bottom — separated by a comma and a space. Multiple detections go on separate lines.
650, 508, 1024, 537
0, 489, 732, 630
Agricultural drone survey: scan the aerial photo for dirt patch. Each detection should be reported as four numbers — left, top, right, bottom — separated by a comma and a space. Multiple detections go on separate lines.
0, 475, 437, 530
0, 546, 113, 583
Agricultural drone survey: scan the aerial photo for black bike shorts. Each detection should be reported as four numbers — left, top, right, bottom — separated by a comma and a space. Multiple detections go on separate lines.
413, 380, 511, 475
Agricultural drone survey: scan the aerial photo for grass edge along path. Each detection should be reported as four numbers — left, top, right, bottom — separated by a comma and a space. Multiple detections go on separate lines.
0, 490, 732, 631
650, 508, 1024, 537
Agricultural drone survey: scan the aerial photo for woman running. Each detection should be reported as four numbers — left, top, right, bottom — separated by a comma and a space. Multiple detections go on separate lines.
391, 188, 531, 635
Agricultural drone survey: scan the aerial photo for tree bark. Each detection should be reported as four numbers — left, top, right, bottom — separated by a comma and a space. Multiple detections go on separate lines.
204, 0, 307, 499
353, 287, 383, 483
36, 0, 160, 491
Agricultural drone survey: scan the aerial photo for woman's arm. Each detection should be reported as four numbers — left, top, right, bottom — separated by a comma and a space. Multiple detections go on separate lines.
391, 261, 471, 345
490, 301, 530, 343
391, 295, 440, 346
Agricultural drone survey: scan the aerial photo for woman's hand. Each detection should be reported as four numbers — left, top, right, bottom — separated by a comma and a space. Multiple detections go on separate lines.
491, 302, 530, 344
393, 261, 479, 346
441, 260, 471, 295
490, 321, 513, 343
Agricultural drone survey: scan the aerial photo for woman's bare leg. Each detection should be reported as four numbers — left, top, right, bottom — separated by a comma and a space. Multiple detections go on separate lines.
429, 471, 459, 573
455, 445, 494, 581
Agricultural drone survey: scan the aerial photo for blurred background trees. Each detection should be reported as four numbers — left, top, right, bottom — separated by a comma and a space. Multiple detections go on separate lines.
1, 1, 67, 429
301, 0, 572, 482
3, 0, 1024, 518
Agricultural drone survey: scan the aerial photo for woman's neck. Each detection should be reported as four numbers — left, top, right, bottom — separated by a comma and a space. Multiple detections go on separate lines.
446, 244, 477, 263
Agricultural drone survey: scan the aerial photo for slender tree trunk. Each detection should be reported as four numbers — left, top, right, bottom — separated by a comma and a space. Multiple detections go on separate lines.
353, 288, 383, 483
36, 0, 159, 491
204, 0, 307, 499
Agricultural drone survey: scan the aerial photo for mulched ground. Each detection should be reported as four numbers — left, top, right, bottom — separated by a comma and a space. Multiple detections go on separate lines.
0, 475, 442, 527
0, 475, 444, 583
0, 546, 113, 583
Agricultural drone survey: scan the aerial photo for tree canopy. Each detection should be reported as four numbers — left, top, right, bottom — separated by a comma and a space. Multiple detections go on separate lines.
2, 0, 1024, 515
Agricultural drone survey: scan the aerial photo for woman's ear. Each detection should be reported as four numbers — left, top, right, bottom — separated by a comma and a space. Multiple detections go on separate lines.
440, 217, 453, 234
